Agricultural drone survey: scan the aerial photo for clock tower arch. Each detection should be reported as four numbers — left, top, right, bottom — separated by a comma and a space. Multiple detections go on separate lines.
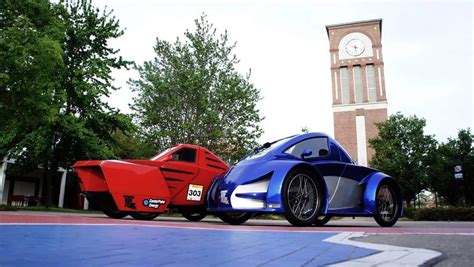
326, 19, 387, 166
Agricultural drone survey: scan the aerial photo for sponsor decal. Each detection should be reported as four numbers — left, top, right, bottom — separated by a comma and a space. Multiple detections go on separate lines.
142, 198, 166, 209
220, 190, 229, 205
187, 184, 204, 201
123, 195, 136, 209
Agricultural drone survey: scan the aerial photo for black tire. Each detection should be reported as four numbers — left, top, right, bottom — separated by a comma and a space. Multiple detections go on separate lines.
282, 168, 324, 226
130, 212, 160, 220
102, 209, 128, 219
217, 212, 252, 225
314, 215, 331, 226
373, 180, 401, 227
181, 211, 207, 222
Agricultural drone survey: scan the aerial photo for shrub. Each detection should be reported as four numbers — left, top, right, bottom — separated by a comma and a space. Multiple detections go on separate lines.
0, 205, 18, 211
404, 207, 474, 221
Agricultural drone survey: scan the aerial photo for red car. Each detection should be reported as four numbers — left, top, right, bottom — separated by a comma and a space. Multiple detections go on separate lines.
73, 144, 228, 221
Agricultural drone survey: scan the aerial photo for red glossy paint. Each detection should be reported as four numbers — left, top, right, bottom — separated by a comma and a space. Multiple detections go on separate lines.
73, 144, 228, 213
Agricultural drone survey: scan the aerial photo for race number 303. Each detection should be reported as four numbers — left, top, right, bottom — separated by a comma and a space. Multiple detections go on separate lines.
187, 184, 203, 201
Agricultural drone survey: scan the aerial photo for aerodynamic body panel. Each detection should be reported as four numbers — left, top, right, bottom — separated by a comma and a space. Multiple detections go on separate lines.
207, 132, 402, 219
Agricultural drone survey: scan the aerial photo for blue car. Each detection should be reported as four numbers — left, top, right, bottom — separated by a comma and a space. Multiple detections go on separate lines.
208, 132, 402, 227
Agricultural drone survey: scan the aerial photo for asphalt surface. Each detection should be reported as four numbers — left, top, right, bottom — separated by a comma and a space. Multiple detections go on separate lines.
324, 218, 474, 266
1, 212, 473, 266
353, 234, 473, 266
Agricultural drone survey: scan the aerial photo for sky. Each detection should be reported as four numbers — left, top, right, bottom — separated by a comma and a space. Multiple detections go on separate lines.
93, 0, 473, 143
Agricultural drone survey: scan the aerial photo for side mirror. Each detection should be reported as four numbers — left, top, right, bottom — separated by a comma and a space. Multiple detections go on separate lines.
163, 154, 173, 162
319, 149, 329, 157
301, 149, 313, 160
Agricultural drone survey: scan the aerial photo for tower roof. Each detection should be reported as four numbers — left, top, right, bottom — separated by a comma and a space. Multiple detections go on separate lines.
325, 18, 382, 38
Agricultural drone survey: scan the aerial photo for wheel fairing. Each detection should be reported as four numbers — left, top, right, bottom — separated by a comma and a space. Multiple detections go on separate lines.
362, 172, 403, 217
207, 160, 329, 214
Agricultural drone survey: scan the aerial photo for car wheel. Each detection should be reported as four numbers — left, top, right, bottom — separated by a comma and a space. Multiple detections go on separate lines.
282, 168, 323, 226
373, 180, 400, 227
217, 212, 252, 225
181, 211, 207, 222
102, 209, 128, 219
130, 212, 160, 220
314, 215, 331, 226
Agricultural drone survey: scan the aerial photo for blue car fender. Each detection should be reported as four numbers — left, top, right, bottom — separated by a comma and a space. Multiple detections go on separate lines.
265, 161, 329, 214
361, 172, 403, 216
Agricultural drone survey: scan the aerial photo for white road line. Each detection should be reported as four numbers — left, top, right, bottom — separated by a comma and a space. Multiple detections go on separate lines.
324, 232, 442, 266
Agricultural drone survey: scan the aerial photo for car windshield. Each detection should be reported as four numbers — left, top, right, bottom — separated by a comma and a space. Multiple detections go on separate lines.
150, 147, 174, 161
244, 136, 295, 160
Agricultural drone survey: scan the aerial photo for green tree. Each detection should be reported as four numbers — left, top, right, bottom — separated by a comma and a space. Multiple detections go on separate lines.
369, 112, 437, 207
1, 0, 64, 168
130, 15, 263, 163
0, 0, 133, 206
428, 129, 474, 206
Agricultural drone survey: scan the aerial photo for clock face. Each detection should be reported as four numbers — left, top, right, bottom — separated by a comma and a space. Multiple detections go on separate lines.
345, 39, 365, 57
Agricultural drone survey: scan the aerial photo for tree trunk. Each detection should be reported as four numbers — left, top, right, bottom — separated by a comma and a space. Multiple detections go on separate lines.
45, 125, 60, 208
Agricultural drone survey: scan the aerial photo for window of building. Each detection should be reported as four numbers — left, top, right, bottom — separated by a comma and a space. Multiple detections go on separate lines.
366, 64, 377, 102
353, 65, 363, 103
284, 137, 329, 160
171, 148, 197, 163
340, 67, 350, 104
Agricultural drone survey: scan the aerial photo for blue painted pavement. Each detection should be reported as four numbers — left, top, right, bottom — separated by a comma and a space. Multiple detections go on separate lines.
0, 225, 378, 266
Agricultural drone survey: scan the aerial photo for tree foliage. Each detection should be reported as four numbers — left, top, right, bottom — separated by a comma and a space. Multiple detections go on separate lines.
130, 15, 263, 163
0, 0, 133, 205
369, 112, 437, 206
0, 0, 64, 168
428, 129, 474, 206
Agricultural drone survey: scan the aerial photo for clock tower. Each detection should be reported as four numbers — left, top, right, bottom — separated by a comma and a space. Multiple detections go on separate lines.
325, 19, 387, 166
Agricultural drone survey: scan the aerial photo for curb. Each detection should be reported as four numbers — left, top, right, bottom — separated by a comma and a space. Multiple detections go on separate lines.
325, 232, 442, 266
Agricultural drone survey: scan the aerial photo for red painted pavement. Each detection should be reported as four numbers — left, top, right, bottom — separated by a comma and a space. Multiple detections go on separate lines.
1, 212, 473, 235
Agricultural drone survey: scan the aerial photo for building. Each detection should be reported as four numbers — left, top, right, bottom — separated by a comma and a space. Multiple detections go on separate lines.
0, 158, 84, 208
326, 19, 388, 166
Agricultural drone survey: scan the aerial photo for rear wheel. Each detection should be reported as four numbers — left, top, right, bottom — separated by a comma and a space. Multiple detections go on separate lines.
181, 211, 207, 222
217, 212, 252, 225
102, 210, 128, 219
314, 215, 331, 226
130, 212, 160, 220
282, 168, 323, 226
373, 180, 400, 227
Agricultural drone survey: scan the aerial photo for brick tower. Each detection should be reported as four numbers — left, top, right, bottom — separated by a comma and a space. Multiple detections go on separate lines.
326, 19, 387, 166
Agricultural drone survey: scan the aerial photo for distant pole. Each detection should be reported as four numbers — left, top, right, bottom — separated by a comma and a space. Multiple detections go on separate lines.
0, 159, 8, 204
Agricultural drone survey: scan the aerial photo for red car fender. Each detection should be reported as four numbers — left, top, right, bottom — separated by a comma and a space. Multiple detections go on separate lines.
74, 160, 171, 213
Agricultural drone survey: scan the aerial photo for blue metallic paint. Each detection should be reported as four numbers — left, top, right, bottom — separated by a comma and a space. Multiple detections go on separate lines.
362, 173, 404, 216
207, 132, 402, 220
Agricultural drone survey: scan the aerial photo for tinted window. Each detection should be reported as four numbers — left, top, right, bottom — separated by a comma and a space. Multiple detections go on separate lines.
245, 137, 293, 160
284, 138, 329, 159
172, 148, 197, 163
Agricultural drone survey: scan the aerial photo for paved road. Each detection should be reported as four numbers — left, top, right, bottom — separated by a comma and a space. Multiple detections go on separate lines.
353, 234, 473, 266
1, 212, 473, 266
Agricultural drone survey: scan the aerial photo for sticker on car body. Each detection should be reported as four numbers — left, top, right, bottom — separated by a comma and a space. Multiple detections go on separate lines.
187, 184, 203, 201
142, 198, 166, 209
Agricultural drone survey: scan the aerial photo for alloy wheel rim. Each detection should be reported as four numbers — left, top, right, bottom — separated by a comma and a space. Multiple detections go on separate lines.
377, 185, 396, 222
287, 174, 318, 220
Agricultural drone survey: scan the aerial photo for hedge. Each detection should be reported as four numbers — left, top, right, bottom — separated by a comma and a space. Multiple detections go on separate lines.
404, 207, 474, 221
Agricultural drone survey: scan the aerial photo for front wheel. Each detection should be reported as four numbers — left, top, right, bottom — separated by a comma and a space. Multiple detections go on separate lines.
217, 212, 252, 225
373, 180, 401, 227
314, 215, 331, 226
103, 209, 128, 219
282, 168, 324, 226
181, 211, 207, 222
130, 212, 160, 220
